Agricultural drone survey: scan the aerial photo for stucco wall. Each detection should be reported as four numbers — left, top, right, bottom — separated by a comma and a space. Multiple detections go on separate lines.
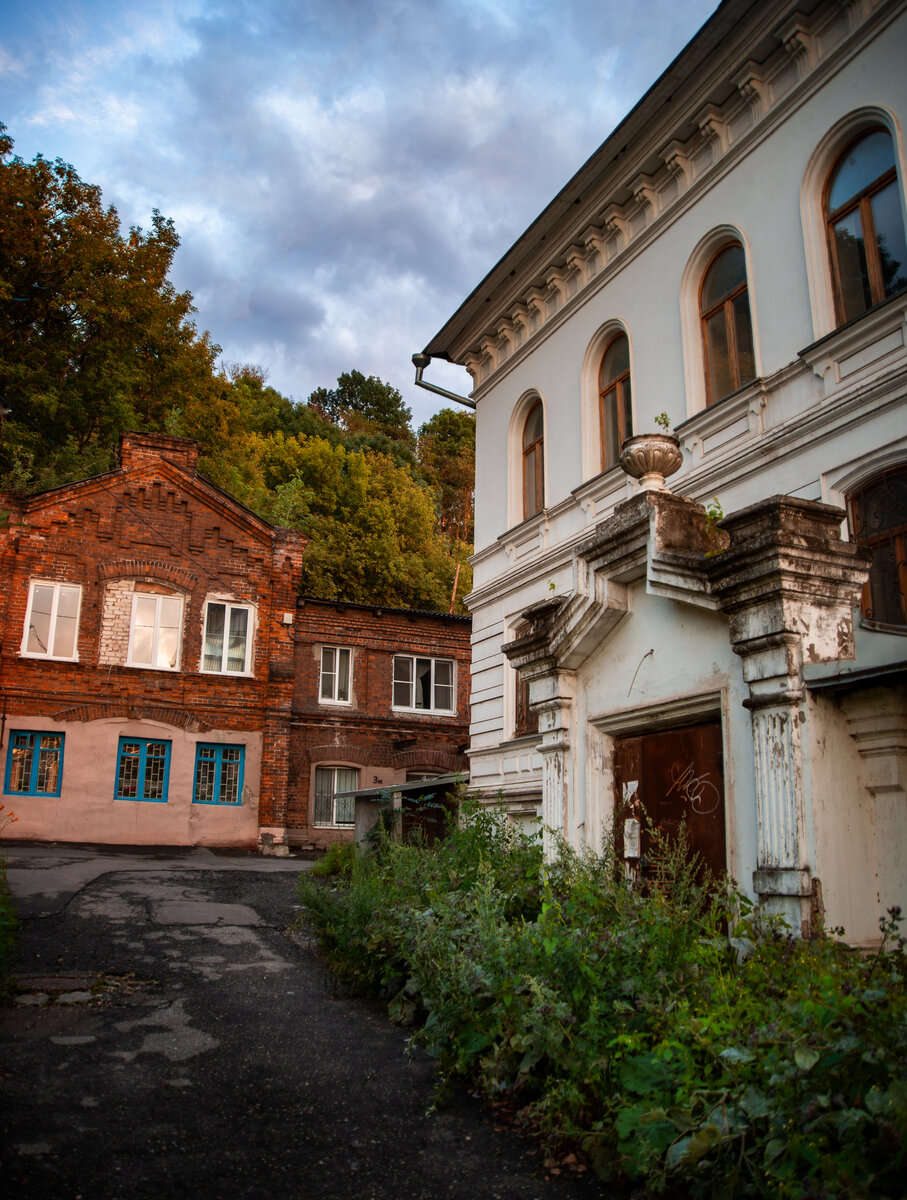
3, 718, 262, 847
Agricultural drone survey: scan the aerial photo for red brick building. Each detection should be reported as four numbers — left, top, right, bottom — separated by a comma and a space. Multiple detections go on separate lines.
0, 433, 471, 850
287, 598, 471, 851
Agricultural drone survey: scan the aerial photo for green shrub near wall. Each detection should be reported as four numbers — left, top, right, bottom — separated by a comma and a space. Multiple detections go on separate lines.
299, 805, 907, 1199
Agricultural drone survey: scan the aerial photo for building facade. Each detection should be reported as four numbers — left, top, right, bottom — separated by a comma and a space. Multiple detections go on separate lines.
286, 598, 471, 851
0, 434, 471, 852
419, 0, 907, 942
0, 433, 305, 848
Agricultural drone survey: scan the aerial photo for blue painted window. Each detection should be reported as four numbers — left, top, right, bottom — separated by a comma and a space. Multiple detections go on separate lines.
193, 744, 245, 805
4, 731, 64, 796
115, 738, 171, 803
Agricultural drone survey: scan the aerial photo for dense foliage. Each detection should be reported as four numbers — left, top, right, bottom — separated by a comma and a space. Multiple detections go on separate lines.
299, 808, 907, 1198
0, 130, 474, 611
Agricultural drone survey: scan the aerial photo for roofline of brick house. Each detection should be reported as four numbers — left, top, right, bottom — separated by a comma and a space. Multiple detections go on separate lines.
297, 595, 472, 624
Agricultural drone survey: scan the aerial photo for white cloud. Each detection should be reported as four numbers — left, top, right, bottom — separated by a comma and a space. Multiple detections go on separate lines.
1, 0, 718, 421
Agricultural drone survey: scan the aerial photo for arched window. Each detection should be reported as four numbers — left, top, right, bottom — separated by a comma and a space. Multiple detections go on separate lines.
849, 465, 907, 628
599, 333, 632, 470
826, 129, 907, 325
522, 400, 544, 518
700, 242, 756, 405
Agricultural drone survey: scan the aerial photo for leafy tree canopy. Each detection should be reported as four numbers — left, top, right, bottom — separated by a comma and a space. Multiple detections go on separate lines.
0, 129, 474, 611
0, 125, 224, 488
307, 369, 414, 446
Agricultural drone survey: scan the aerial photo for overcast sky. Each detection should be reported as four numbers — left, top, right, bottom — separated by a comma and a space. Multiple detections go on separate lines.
1, 0, 716, 425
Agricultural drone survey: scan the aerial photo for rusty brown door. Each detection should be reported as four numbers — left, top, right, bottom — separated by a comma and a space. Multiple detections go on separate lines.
613, 721, 726, 881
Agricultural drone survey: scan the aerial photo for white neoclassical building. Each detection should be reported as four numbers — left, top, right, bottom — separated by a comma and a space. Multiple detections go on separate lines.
416, 0, 907, 943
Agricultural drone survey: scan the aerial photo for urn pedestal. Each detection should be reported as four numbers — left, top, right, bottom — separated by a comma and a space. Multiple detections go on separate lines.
619, 433, 683, 491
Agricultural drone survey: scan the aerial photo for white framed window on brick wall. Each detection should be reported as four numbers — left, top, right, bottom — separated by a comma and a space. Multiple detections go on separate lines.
127, 592, 183, 671
392, 655, 455, 714
319, 646, 351, 704
201, 600, 253, 675
312, 765, 358, 827
20, 580, 82, 661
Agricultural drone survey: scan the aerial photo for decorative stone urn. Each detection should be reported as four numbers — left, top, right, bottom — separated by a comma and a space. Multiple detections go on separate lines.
618, 433, 683, 492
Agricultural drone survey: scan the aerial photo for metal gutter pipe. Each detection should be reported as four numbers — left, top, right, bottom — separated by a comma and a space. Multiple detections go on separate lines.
411, 353, 476, 410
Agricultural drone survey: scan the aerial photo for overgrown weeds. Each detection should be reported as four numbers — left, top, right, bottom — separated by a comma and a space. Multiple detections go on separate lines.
298, 802, 907, 1198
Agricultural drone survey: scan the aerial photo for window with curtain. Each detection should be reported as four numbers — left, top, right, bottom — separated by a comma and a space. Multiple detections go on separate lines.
522, 401, 545, 519
826, 128, 907, 325
700, 243, 756, 406
599, 333, 632, 469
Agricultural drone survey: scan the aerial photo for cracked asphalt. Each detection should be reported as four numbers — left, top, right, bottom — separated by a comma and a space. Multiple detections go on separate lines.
1, 845, 614, 1199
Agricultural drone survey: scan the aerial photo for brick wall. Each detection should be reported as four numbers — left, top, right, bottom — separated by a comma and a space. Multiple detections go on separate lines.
288, 599, 471, 849
0, 432, 305, 848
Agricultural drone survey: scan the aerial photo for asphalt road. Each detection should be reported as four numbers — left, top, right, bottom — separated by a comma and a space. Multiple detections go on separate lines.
1, 845, 612, 1200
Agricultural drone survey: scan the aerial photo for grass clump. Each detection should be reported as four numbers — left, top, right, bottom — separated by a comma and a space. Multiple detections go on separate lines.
298, 804, 907, 1198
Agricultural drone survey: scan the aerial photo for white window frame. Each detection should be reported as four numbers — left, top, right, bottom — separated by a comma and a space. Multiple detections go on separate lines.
126, 592, 184, 672
392, 655, 455, 715
319, 646, 352, 705
20, 580, 82, 662
200, 599, 254, 676
313, 765, 358, 827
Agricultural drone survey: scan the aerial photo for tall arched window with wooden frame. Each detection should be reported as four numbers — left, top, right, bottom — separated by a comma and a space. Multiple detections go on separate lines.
826, 128, 907, 325
522, 400, 545, 519
599, 332, 632, 470
700, 242, 756, 406
848, 465, 907, 629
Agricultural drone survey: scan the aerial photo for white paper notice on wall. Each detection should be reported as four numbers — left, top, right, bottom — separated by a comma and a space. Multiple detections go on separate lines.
623, 817, 641, 859
622, 780, 639, 804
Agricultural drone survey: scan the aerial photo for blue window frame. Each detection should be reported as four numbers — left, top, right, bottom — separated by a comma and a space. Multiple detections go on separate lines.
193, 744, 245, 806
4, 731, 64, 797
115, 737, 171, 803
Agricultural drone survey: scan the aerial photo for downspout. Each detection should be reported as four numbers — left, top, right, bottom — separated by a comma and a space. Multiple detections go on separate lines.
411, 353, 476, 410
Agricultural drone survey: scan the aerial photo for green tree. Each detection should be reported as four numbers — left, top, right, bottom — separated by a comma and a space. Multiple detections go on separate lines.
0, 125, 222, 489
307, 370, 415, 446
417, 408, 475, 544
268, 437, 471, 612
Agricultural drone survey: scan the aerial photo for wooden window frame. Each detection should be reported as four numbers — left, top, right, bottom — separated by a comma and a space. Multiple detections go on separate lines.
522, 401, 545, 520
699, 242, 754, 407
848, 465, 907, 629
825, 129, 902, 324
598, 333, 632, 470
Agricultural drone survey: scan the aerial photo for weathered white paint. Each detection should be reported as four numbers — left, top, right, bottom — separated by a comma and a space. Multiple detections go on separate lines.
439, 0, 907, 944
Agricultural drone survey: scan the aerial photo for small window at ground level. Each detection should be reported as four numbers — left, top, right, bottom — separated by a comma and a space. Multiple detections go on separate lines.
392, 655, 454, 713
21, 581, 81, 661
202, 601, 252, 674
193, 744, 244, 805
4, 731, 64, 796
849, 466, 907, 627
319, 646, 351, 703
115, 738, 171, 803
313, 766, 358, 827
514, 672, 539, 739
826, 129, 907, 325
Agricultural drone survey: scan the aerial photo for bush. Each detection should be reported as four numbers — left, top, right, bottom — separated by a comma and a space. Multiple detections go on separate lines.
298, 808, 907, 1198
